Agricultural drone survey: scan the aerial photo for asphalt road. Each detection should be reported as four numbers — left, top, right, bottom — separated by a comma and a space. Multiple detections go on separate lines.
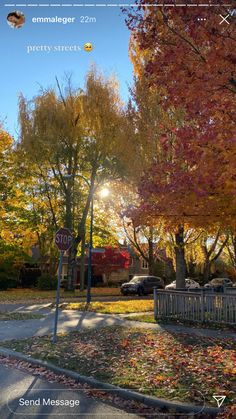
0, 364, 141, 418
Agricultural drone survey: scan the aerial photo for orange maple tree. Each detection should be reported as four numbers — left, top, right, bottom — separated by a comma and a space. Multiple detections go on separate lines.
125, 1, 236, 225
124, 2, 236, 285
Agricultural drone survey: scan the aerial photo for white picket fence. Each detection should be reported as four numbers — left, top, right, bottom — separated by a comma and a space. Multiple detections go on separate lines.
154, 289, 236, 325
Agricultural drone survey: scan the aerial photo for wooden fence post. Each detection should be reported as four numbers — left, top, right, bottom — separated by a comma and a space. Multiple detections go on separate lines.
154, 287, 158, 321
200, 290, 205, 322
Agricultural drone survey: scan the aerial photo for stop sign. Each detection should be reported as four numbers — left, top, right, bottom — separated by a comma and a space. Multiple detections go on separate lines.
55, 228, 73, 251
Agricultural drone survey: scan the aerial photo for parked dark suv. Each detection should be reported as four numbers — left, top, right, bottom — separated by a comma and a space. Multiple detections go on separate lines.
121, 275, 164, 296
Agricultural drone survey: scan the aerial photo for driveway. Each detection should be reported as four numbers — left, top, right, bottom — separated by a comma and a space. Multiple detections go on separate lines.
0, 363, 141, 418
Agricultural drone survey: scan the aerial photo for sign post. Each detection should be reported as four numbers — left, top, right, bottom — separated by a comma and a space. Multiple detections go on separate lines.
53, 227, 73, 343
87, 197, 94, 304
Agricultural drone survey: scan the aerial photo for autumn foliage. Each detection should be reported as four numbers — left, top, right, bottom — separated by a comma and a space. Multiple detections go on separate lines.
91, 246, 130, 280
125, 3, 236, 229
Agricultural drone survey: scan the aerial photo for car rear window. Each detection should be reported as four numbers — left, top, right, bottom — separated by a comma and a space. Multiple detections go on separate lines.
129, 277, 142, 284
152, 277, 161, 282
210, 279, 223, 285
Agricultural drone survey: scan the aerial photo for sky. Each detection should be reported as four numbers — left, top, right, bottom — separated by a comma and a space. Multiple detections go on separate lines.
0, 2, 134, 138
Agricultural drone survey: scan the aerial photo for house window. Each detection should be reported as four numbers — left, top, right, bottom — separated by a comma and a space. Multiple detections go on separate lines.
141, 259, 149, 270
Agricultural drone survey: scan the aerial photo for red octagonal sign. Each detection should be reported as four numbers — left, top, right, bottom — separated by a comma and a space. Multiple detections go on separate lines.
55, 228, 73, 251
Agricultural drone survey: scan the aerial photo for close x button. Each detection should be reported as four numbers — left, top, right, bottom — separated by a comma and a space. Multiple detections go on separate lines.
219, 14, 230, 25
219, 10, 236, 25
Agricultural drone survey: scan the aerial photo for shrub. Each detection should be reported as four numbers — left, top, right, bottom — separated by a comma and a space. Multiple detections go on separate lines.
0, 272, 17, 290
19, 264, 41, 288
37, 274, 58, 290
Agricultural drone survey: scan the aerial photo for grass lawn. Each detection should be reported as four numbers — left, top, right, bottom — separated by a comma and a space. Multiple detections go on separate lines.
0, 312, 44, 321
64, 300, 154, 314
0, 287, 122, 303
2, 326, 235, 406
124, 314, 156, 323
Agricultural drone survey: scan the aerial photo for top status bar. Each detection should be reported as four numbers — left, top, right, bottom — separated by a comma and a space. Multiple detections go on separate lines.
3, 3, 234, 6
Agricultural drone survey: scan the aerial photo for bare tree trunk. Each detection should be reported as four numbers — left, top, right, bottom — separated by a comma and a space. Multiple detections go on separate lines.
227, 233, 236, 268
203, 259, 211, 282
148, 227, 154, 275
201, 231, 229, 284
233, 235, 236, 266
64, 173, 75, 291
66, 166, 97, 291
66, 234, 81, 291
175, 226, 186, 288
65, 176, 73, 231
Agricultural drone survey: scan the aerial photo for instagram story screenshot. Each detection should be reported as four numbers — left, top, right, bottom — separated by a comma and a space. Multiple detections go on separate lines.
0, 1, 235, 418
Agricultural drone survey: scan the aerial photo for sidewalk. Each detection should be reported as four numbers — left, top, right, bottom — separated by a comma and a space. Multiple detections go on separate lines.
0, 363, 141, 418
0, 307, 235, 341
0, 302, 53, 314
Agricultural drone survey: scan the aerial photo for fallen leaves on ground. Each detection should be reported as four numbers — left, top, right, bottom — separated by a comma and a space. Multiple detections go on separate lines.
2, 326, 235, 408
216, 405, 236, 419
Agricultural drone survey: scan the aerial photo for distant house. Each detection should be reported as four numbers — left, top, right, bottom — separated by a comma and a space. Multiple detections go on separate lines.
70, 246, 130, 286
126, 244, 174, 280
60, 244, 173, 286
126, 245, 149, 279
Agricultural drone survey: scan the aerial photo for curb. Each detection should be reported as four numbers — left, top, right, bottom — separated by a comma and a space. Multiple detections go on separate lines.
0, 346, 219, 416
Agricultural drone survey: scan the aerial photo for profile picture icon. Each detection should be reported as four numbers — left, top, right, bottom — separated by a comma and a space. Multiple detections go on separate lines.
7, 11, 25, 29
